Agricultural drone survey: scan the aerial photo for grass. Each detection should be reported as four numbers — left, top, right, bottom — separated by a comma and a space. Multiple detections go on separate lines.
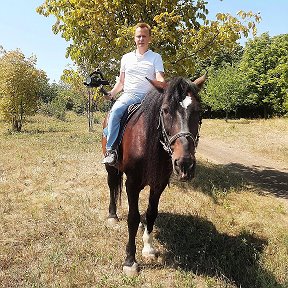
0, 113, 287, 287
200, 118, 288, 165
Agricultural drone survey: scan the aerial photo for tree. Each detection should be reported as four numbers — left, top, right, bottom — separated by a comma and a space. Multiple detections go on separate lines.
240, 33, 288, 118
193, 42, 244, 77
0, 49, 48, 131
61, 69, 88, 113
61, 69, 98, 131
203, 64, 245, 120
39, 81, 59, 104
37, 0, 260, 80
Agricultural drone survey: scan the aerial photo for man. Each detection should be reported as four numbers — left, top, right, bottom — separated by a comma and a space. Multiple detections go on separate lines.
102, 22, 165, 165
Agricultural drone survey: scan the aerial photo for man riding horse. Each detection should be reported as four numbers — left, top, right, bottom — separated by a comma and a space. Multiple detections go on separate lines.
102, 22, 165, 165
100, 22, 206, 276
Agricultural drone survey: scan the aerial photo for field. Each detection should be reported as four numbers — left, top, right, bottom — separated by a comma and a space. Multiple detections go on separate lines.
0, 113, 287, 288
200, 118, 288, 167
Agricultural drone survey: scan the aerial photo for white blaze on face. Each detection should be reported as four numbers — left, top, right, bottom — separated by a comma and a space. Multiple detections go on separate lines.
180, 96, 192, 109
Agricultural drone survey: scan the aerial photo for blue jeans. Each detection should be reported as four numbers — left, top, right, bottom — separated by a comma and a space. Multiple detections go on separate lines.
106, 92, 145, 150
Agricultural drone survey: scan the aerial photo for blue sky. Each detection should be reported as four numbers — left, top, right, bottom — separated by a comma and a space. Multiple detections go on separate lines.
0, 1, 287, 83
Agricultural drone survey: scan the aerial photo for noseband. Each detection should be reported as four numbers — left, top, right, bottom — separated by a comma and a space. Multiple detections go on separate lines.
158, 108, 201, 156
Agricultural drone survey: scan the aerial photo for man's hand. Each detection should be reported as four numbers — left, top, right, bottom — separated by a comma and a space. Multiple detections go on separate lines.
104, 92, 114, 101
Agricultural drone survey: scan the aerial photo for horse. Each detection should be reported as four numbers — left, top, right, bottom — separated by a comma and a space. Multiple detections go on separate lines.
101, 74, 206, 276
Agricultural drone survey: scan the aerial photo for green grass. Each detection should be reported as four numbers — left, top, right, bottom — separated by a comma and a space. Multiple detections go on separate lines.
0, 113, 287, 287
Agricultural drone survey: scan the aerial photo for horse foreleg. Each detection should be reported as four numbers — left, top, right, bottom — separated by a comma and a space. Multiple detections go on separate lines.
142, 226, 156, 258
142, 189, 163, 258
106, 166, 123, 225
123, 180, 141, 276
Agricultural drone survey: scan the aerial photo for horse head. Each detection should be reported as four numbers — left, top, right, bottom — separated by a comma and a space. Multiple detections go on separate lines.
157, 74, 206, 181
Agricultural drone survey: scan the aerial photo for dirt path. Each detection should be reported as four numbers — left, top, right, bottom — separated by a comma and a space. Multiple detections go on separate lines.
197, 137, 288, 199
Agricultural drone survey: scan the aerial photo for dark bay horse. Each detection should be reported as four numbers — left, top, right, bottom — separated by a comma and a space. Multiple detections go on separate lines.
101, 75, 206, 275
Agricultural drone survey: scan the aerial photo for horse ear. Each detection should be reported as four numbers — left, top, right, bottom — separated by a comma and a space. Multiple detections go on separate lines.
193, 73, 207, 90
145, 77, 168, 93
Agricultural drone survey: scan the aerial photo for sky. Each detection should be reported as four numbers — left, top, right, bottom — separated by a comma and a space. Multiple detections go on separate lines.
0, 1, 287, 83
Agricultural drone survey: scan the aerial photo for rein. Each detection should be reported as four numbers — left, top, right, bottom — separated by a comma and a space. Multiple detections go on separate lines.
158, 108, 201, 156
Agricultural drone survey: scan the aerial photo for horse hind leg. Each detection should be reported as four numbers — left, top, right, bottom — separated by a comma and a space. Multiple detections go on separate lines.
106, 166, 123, 225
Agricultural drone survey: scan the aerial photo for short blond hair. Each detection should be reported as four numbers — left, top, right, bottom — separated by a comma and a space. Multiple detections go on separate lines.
135, 22, 152, 36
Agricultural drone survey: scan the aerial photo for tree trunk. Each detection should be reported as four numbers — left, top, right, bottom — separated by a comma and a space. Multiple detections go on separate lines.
225, 110, 229, 122
87, 89, 93, 132
263, 104, 268, 119
12, 117, 22, 132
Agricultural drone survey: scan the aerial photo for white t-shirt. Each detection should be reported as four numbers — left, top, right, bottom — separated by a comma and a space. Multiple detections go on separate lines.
120, 50, 164, 94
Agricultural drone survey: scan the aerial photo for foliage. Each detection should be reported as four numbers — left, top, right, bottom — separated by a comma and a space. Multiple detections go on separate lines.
37, 0, 260, 80
0, 49, 48, 131
202, 33, 288, 119
195, 43, 244, 74
61, 68, 112, 113
39, 91, 67, 121
39, 79, 87, 120
39, 81, 59, 104
61, 69, 89, 113
240, 33, 288, 118
202, 64, 245, 119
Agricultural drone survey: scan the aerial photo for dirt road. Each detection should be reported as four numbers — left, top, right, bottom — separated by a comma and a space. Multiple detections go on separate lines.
197, 137, 288, 199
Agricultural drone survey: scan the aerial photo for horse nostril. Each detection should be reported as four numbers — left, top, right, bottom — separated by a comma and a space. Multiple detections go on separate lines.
189, 162, 195, 169
174, 159, 180, 172
173, 156, 196, 181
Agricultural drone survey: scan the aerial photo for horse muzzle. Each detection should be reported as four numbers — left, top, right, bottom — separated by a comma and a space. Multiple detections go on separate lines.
173, 156, 196, 181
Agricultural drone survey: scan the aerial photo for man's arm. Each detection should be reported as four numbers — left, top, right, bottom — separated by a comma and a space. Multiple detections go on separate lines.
105, 72, 125, 100
156, 71, 165, 82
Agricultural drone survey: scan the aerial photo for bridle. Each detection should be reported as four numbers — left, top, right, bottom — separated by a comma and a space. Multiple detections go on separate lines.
158, 108, 201, 156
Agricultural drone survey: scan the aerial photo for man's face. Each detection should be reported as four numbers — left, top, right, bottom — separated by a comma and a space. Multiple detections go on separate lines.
134, 27, 151, 50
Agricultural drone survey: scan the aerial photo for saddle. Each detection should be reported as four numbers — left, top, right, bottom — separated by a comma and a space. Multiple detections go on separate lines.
103, 103, 141, 149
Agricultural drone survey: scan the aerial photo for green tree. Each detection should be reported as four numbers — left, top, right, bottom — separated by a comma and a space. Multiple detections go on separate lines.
37, 0, 260, 79
39, 81, 59, 104
61, 69, 99, 130
194, 43, 244, 77
0, 49, 48, 131
61, 69, 88, 113
203, 64, 245, 120
240, 33, 288, 118
38, 82, 68, 121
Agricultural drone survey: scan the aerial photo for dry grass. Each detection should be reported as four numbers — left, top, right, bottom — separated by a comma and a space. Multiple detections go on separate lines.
200, 118, 288, 165
0, 113, 287, 287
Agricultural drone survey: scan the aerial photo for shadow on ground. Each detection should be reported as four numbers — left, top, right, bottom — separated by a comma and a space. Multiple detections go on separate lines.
226, 163, 288, 199
155, 213, 282, 288
177, 161, 288, 200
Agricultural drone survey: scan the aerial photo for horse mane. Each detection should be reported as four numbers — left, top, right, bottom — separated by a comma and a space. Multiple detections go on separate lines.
164, 76, 200, 114
134, 76, 200, 186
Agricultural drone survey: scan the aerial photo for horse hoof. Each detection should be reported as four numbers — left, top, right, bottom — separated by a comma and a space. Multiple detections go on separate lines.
107, 217, 119, 226
123, 262, 139, 276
